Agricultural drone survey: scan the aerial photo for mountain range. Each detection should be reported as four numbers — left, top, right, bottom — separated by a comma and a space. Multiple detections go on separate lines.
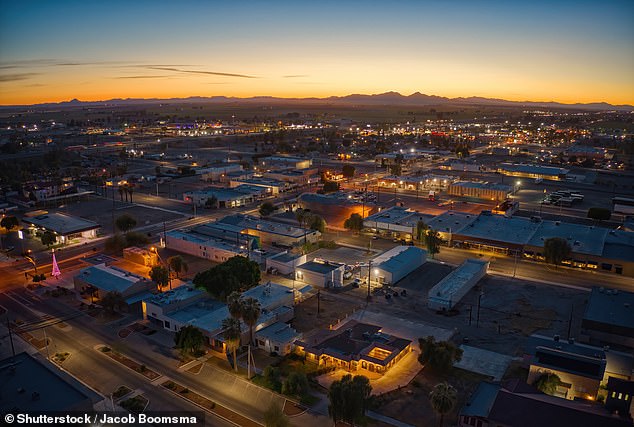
4, 92, 633, 111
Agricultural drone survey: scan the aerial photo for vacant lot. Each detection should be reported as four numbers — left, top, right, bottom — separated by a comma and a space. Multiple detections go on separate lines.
292, 293, 362, 333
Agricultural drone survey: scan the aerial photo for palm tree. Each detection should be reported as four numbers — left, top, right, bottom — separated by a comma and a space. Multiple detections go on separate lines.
429, 382, 457, 427
227, 291, 243, 320
241, 298, 261, 345
127, 185, 134, 203
118, 186, 124, 202
222, 317, 242, 372
167, 255, 188, 279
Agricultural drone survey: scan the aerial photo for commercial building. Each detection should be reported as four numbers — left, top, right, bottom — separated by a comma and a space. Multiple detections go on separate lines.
376, 174, 455, 191
123, 246, 158, 267
580, 287, 634, 350
22, 212, 100, 243
266, 252, 307, 275
165, 230, 247, 263
364, 206, 434, 240
447, 181, 512, 201
216, 214, 321, 248
427, 259, 489, 310
183, 185, 265, 208
459, 380, 632, 427
198, 163, 243, 181
255, 322, 302, 356
262, 168, 319, 188
368, 246, 427, 285
425, 211, 478, 243
228, 177, 289, 195
0, 352, 100, 413
259, 155, 312, 170
295, 260, 345, 288
497, 163, 569, 181
295, 321, 412, 376
73, 264, 156, 307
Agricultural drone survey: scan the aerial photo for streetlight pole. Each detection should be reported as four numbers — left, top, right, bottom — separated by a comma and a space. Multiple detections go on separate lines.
367, 259, 372, 302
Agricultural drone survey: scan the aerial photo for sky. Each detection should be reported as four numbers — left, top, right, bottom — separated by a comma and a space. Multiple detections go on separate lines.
1, 0, 633, 105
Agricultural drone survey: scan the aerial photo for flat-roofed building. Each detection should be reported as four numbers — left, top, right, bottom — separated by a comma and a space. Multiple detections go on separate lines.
73, 263, 157, 307
448, 181, 512, 201
580, 287, 634, 350
165, 230, 247, 262
216, 214, 321, 247
425, 211, 478, 243
255, 322, 302, 356
427, 259, 489, 310
22, 212, 99, 243
367, 246, 427, 285
262, 168, 319, 188
266, 252, 307, 275
198, 163, 243, 181
228, 177, 289, 195
364, 206, 434, 240
498, 163, 569, 181
259, 155, 312, 170
183, 185, 265, 208
295, 260, 345, 288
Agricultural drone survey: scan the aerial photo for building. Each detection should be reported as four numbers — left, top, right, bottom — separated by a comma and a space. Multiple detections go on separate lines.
0, 352, 101, 413
606, 377, 634, 419
265, 252, 307, 275
427, 259, 489, 310
364, 206, 434, 240
229, 177, 289, 195
123, 246, 158, 267
73, 264, 157, 308
425, 211, 478, 243
580, 287, 634, 350
143, 282, 296, 351
497, 163, 569, 181
198, 163, 243, 181
565, 145, 608, 160
183, 185, 265, 208
262, 168, 319, 188
376, 174, 455, 192
216, 214, 321, 248
299, 192, 376, 228
259, 155, 312, 170
255, 322, 302, 356
295, 260, 345, 288
22, 212, 100, 243
165, 230, 247, 262
368, 246, 427, 285
459, 380, 632, 427
447, 181, 512, 201
295, 321, 412, 376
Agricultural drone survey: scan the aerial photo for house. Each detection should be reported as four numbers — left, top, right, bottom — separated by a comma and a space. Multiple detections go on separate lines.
255, 322, 302, 356
165, 230, 248, 262
295, 321, 412, 376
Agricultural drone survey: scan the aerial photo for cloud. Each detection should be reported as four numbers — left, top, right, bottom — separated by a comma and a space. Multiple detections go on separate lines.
0, 73, 39, 82
114, 75, 173, 79
148, 66, 257, 78
283, 74, 309, 78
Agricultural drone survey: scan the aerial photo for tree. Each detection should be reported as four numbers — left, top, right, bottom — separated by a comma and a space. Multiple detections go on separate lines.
41, 230, 57, 247
342, 164, 356, 178
227, 291, 243, 320
309, 214, 326, 233
543, 237, 572, 267
167, 255, 188, 279
259, 201, 276, 217
150, 265, 170, 290
241, 297, 261, 345
295, 209, 308, 227
429, 382, 457, 427
115, 214, 137, 233
418, 336, 463, 373
127, 185, 134, 203
222, 317, 242, 372
533, 372, 561, 396
424, 229, 442, 258
587, 207, 611, 221
282, 371, 309, 396
100, 291, 126, 314
416, 220, 428, 242
263, 402, 290, 427
118, 186, 125, 202
193, 256, 260, 301
344, 213, 364, 233
1, 216, 19, 232
174, 325, 205, 357
322, 181, 340, 193
329, 374, 372, 426
124, 231, 148, 247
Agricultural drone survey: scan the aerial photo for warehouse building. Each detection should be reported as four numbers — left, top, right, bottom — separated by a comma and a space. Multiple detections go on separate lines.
367, 246, 427, 285
447, 181, 512, 201
259, 155, 312, 170
497, 163, 569, 181
183, 185, 265, 207
427, 259, 489, 310
295, 260, 345, 288
216, 214, 321, 247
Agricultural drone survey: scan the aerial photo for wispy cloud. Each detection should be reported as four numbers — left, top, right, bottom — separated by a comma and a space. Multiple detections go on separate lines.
0, 73, 39, 82
114, 75, 173, 79
148, 66, 257, 79
283, 74, 308, 78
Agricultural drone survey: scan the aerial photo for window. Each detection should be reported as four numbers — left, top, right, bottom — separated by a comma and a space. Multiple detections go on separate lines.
619, 393, 623, 400
274, 346, 279, 352
164, 321, 170, 329
612, 392, 617, 398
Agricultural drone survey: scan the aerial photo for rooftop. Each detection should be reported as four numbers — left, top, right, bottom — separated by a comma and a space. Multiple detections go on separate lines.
499, 163, 569, 176
450, 181, 512, 192
583, 287, 634, 331
217, 214, 315, 239
167, 229, 248, 253
528, 221, 608, 256
374, 246, 427, 273
425, 211, 478, 234
428, 258, 488, 301
256, 321, 301, 343
22, 212, 99, 235
533, 346, 606, 379
145, 285, 205, 307
242, 281, 294, 310
456, 212, 541, 245
296, 260, 343, 275
75, 264, 150, 293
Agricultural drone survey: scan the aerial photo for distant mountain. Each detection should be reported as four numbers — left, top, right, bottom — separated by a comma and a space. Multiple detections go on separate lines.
2, 92, 632, 111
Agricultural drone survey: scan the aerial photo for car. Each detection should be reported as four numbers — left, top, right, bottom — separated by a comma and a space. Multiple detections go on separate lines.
352, 278, 365, 287
343, 271, 353, 279
372, 235, 379, 240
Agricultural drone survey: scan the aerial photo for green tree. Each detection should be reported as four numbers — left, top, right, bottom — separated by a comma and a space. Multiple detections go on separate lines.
193, 256, 260, 301
124, 231, 148, 247
174, 325, 205, 357
1, 216, 19, 232
100, 291, 126, 314
533, 372, 561, 396
167, 255, 188, 279
241, 297, 261, 345
227, 291, 244, 320
429, 382, 457, 427
105, 233, 126, 253
282, 371, 309, 396
424, 229, 442, 258
295, 209, 308, 227
416, 220, 428, 242
263, 402, 290, 427
543, 237, 572, 267
322, 181, 340, 193
342, 164, 356, 178
115, 214, 137, 233
309, 214, 326, 233
418, 336, 463, 373
259, 201, 276, 217
587, 207, 611, 221
222, 317, 242, 372
344, 213, 364, 233
41, 230, 57, 247
328, 374, 372, 426
150, 265, 170, 290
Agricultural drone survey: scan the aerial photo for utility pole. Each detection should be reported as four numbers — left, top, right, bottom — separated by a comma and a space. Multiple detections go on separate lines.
476, 291, 484, 328
7, 316, 15, 356
367, 259, 372, 302
317, 290, 321, 316
567, 303, 573, 341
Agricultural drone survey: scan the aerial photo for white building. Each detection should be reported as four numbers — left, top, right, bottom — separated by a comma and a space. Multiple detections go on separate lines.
427, 259, 489, 310
266, 252, 307, 275
295, 260, 345, 288
166, 230, 247, 262
198, 164, 243, 181
367, 246, 427, 285
255, 322, 302, 356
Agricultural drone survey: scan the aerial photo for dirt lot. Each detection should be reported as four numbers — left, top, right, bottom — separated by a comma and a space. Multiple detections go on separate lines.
292, 292, 362, 333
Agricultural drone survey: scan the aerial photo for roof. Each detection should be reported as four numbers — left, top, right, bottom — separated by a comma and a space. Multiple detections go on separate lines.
296, 260, 343, 275
364, 206, 422, 227
75, 264, 149, 293
184, 186, 256, 202
373, 246, 427, 273
456, 212, 541, 245
217, 214, 315, 239
242, 282, 294, 310
299, 192, 366, 207
256, 322, 301, 343
145, 285, 205, 307
450, 181, 512, 192
499, 163, 569, 176
167, 229, 248, 254
169, 299, 229, 333
268, 251, 303, 263
583, 287, 634, 332
426, 211, 478, 233
460, 381, 500, 417
607, 377, 634, 394
603, 229, 634, 262
533, 346, 606, 379
22, 212, 99, 235
0, 352, 98, 412
528, 221, 609, 256
428, 259, 488, 302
